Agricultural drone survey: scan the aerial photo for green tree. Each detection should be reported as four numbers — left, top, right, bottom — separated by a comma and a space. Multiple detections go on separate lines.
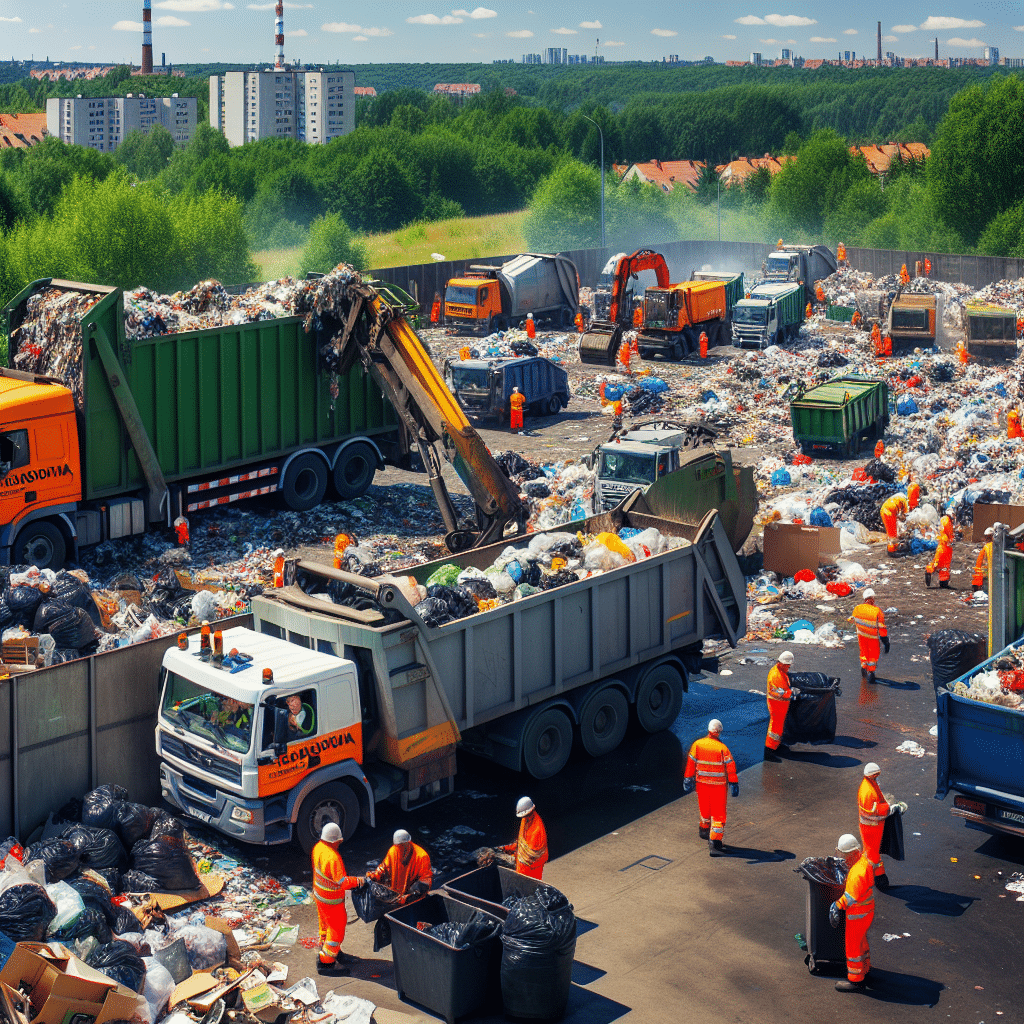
114, 126, 176, 179
976, 201, 1024, 256
0, 171, 27, 231
169, 189, 258, 285
822, 178, 887, 245
299, 212, 367, 275
344, 148, 422, 232
523, 159, 601, 250
743, 165, 773, 207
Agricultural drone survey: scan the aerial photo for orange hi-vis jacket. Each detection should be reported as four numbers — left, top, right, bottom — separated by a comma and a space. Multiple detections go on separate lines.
857, 776, 890, 876
1008, 409, 1022, 439
972, 542, 993, 589
907, 481, 920, 510
927, 534, 953, 581
765, 663, 792, 751
849, 602, 887, 672
684, 733, 738, 840
880, 493, 908, 525
368, 843, 433, 896
312, 841, 361, 964
508, 812, 548, 879
835, 853, 876, 983
940, 515, 954, 543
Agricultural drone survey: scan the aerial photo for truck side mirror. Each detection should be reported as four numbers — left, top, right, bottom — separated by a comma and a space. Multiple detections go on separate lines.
258, 700, 290, 761
582, 454, 593, 470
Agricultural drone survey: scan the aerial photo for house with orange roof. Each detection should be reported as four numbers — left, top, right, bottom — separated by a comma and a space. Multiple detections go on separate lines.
0, 112, 47, 149
354, 86, 377, 97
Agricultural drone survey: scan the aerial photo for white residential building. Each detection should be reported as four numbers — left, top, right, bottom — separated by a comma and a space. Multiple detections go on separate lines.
45, 93, 196, 153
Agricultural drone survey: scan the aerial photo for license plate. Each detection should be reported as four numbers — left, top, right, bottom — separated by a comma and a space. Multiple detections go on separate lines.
999, 808, 1024, 825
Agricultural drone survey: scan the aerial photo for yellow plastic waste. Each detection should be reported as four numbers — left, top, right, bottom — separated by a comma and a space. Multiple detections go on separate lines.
595, 532, 636, 563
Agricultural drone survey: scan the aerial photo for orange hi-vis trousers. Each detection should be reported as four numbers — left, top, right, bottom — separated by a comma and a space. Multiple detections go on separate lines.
927, 537, 952, 583
685, 736, 738, 842
836, 857, 875, 983
765, 664, 791, 751
858, 778, 890, 879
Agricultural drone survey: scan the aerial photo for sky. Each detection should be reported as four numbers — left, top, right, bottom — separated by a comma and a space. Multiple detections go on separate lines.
3, 2, 1024, 65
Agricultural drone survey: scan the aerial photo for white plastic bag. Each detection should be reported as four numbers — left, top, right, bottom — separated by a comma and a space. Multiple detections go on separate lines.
581, 539, 629, 571
624, 528, 669, 560
141, 958, 176, 1024
45, 880, 85, 934
190, 591, 218, 621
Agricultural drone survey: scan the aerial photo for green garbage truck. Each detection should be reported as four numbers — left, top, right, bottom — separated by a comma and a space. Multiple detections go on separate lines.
731, 282, 805, 349
789, 374, 889, 458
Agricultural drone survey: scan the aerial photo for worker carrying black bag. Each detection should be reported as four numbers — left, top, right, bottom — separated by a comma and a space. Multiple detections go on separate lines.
781, 673, 841, 746
879, 807, 905, 862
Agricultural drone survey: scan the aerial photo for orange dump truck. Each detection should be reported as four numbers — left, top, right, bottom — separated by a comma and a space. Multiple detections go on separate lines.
639, 280, 729, 360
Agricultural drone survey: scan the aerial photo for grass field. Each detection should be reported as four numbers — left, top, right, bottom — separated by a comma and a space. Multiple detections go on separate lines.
253, 210, 528, 280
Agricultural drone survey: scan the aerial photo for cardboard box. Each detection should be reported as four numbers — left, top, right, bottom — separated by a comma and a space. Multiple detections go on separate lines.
763, 522, 844, 578
972, 503, 1024, 542
0, 942, 142, 1024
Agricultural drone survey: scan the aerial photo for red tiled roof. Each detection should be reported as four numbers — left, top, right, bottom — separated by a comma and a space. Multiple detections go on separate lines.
353, 86, 377, 96
0, 112, 47, 149
433, 83, 480, 94
853, 143, 929, 174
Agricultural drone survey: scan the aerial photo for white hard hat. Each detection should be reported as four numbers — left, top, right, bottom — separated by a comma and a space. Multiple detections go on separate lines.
837, 833, 861, 854
273, 548, 284, 558
527, 313, 533, 318
513, 386, 519, 392
985, 527, 994, 537
393, 829, 411, 845
321, 822, 342, 843
863, 588, 875, 600
778, 651, 794, 665
516, 796, 535, 817
708, 719, 723, 734
863, 762, 881, 777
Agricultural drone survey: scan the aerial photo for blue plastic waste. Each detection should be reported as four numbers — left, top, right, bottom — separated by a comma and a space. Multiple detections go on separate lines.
638, 378, 669, 393
909, 537, 937, 554
896, 397, 918, 415
618, 528, 643, 540
604, 384, 625, 401
993, 382, 1008, 397
771, 468, 792, 486
809, 507, 833, 528
702, 390, 719, 403
505, 560, 524, 584
790, 619, 815, 633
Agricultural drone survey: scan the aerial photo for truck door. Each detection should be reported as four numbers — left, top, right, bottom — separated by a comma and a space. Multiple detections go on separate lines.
0, 417, 80, 527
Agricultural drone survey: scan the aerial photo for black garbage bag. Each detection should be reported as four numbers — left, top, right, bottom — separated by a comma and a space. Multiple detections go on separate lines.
87, 940, 147, 993
928, 629, 988, 692
7, 585, 43, 615
114, 905, 142, 935
493, 451, 544, 481
24, 838, 80, 882
817, 350, 849, 368
952, 488, 1011, 526
538, 569, 580, 591
782, 673, 841, 745
425, 584, 478, 621
523, 479, 550, 499
67, 876, 119, 926
863, 458, 895, 483
52, 906, 112, 946
130, 834, 201, 892
0, 594, 14, 630
95, 866, 123, 895
62, 824, 128, 870
510, 340, 538, 356
414, 597, 454, 628
0, 883, 57, 941
427, 911, 501, 949
456, 576, 497, 601
50, 607, 98, 650
148, 812, 186, 840
795, 856, 848, 885
114, 803, 157, 848
352, 881, 400, 923
823, 481, 897, 532
51, 571, 95, 610
928, 361, 955, 383
121, 869, 162, 893
51, 649, 81, 665
82, 785, 130, 830
55, 796, 83, 824
880, 809, 905, 861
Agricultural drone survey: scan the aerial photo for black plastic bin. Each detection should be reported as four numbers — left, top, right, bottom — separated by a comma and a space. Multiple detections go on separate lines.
795, 857, 848, 974
928, 629, 987, 695
386, 894, 503, 1024
782, 673, 841, 745
443, 863, 550, 921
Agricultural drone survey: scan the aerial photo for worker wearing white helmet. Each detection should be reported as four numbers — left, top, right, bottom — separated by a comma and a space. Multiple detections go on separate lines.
857, 762, 908, 891
829, 833, 875, 992
972, 526, 996, 592
366, 827, 432, 904
848, 588, 888, 686
312, 822, 364, 976
764, 651, 799, 762
501, 796, 548, 878
509, 385, 526, 433
683, 718, 739, 855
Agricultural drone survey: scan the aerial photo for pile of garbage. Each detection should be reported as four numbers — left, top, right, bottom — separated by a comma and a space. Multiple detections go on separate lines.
950, 645, 1024, 708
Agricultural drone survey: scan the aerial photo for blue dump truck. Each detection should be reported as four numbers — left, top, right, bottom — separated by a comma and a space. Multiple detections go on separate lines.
444, 355, 570, 420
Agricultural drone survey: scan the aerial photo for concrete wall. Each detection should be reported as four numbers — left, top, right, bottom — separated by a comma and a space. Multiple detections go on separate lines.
0, 614, 251, 840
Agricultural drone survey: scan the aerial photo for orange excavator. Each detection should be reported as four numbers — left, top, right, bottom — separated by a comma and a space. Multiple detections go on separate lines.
579, 249, 670, 365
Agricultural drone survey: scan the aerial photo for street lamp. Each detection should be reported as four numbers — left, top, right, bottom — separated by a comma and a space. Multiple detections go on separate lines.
717, 163, 733, 243
581, 114, 605, 248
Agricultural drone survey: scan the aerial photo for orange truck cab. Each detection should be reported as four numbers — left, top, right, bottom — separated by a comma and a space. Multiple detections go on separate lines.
639, 281, 728, 360
443, 275, 504, 334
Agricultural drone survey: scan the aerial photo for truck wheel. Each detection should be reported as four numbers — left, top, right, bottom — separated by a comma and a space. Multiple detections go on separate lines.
635, 663, 684, 733
673, 341, 684, 361
522, 708, 573, 779
580, 686, 629, 758
13, 520, 66, 571
545, 395, 561, 416
281, 454, 327, 512
332, 443, 377, 500
295, 782, 360, 853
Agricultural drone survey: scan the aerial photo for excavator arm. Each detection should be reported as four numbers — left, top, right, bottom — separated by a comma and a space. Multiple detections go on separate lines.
608, 249, 671, 326
306, 272, 526, 552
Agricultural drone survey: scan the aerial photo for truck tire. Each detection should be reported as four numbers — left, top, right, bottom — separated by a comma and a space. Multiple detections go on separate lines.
295, 782, 360, 853
579, 685, 629, 758
13, 520, 66, 571
673, 341, 684, 361
545, 395, 561, 416
522, 707, 573, 779
332, 443, 377, 500
634, 663, 684, 733
281, 453, 328, 512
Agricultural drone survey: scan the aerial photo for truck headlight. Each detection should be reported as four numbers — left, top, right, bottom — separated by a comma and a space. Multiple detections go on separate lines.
230, 806, 254, 824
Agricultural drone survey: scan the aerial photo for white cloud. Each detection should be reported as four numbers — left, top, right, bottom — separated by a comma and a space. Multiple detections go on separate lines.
891, 24, 916, 33
249, 2, 313, 8
722, 33, 737, 39
922, 16, 984, 30
882, 34, 897, 42
155, 0, 233, 10
764, 14, 814, 26
507, 29, 533, 37
28, 26, 41, 33
452, 7, 497, 17
604, 39, 624, 46
842, 28, 857, 35
0, 15, 22, 22
809, 36, 836, 42
947, 36, 985, 46
155, 15, 190, 26
1015, 26, 1024, 32
287, 28, 308, 36
735, 15, 764, 25
323, 21, 392, 35
70, 44, 81, 50
352, 35, 367, 41
760, 37, 778, 44
580, 20, 601, 29
112, 20, 143, 31
552, 27, 577, 34
651, 28, 677, 37
407, 13, 463, 24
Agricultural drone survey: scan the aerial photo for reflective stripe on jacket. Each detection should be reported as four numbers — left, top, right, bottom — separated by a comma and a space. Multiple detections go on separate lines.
849, 603, 886, 641
837, 856, 876, 921
684, 735, 739, 787
767, 664, 791, 702
312, 842, 360, 906
857, 776, 890, 827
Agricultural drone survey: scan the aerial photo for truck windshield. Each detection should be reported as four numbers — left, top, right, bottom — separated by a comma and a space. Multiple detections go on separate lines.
600, 450, 657, 484
892, 309, 928, 330
969, 315, 1015, 341
767, 254, 796, 277
644, 291, 670, 322
451, 367, 489, 390
733, 305, 766, 325
445, 286, 479, 305
160, 671, 254, 753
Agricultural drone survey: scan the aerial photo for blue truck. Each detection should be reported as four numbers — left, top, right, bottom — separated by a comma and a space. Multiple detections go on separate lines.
443, 354, 570, 420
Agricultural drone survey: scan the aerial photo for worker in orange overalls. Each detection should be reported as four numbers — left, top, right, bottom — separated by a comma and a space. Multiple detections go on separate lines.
683, 718, 739, 855
806, 302, 813, 319
1008, 407, 1022, 439
924, 257, 932, 276
926, 531, 953, 588
763, 650, 796, 763
874, 439, 885, 460
837, 242, 847, 264
907, 477, 920, 511
313, 822, 364, 975
870, 322, 881, 352
874, 329, 891, 358
815, 282, 826, 307
574, 311, 584, 333
430, 292, 441, 324
501, 797, 547, 878
857, 763, 906, 889
939, 512, 955, 544
509, 386, 525, 433
332, 533, 350, 570
900, 263, 910, 285
829, 834, 875, 992
848, 588, 888, 685
633, 303, 643, 329
880, 493, 908, 554
699, 330, 709, 359
524, 312, 535, 339
851, 309, 862, 328
367, 829, 432, 903
971, 526, 994, 592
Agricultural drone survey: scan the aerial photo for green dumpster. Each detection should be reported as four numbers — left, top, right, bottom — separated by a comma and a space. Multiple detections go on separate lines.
790, 374, 889, 458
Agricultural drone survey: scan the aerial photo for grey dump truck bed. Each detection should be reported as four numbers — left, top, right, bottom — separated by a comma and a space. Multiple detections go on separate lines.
251, 499, 746, 771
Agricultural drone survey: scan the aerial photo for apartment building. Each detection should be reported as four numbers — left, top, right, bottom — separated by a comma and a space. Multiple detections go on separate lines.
45, 93, 196, 152
209, 69, 354, 147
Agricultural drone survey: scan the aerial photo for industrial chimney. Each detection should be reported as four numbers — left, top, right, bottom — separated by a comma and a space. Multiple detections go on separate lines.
935, 38, 939, 60
142, 0, 153, 75
274, 0, 285, 68
877, 22, 882, 62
